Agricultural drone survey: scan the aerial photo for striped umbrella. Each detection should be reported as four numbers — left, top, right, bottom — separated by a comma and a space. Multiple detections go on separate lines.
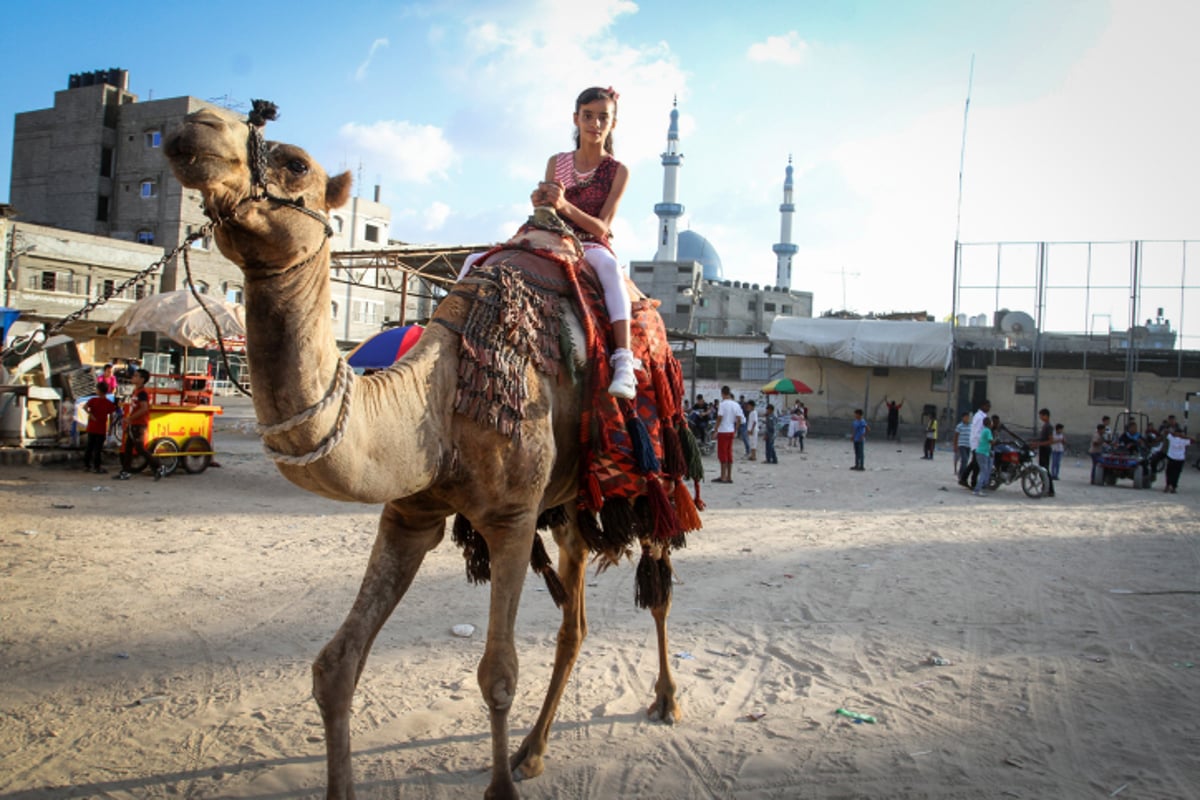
346, 325, 424, 369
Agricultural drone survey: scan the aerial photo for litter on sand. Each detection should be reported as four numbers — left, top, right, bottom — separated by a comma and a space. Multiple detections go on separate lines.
450, 624, 475, 638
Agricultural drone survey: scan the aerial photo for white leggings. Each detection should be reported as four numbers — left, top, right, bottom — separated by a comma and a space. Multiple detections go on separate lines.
459, 243, 631, 323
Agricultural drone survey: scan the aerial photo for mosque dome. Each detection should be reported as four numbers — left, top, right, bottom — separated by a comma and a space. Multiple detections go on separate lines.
676, 230, 724, 281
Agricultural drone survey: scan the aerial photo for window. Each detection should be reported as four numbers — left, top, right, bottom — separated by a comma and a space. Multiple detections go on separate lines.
352, 300, 381, 323
1091, 378, 1126, 405
140, 180, 157, 198
193, 281, 208, 295
1014, 377, 1036, 395
32, 270, 76, 294
931, 370, 949, 391
633, 265, 654, 274
675, 304, 691, 315
134, 283, 148, 300
763, 302, 776, 312
101, 279, 116, 299
224, 283, 243, 304
748, 301, 757, 311
144, 130, 161, 148
136, 230, 155, 245
96, 195, 109, 222
332, 215, 344, 233
872, 367, 890, 377
364, 224, 380, 243
676, 284, 691, 294
781, 305, 793, 314
100, 147, 113, 177
677, 265, 693, 274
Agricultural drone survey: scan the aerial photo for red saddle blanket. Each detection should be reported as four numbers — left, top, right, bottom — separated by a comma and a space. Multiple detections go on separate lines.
450, 221, 702, 543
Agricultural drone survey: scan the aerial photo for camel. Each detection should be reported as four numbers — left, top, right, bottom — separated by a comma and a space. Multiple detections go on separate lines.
163, 105, 683, 799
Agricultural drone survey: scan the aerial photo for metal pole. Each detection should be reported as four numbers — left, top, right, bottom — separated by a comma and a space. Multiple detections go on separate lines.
1031, 242, 1046, 432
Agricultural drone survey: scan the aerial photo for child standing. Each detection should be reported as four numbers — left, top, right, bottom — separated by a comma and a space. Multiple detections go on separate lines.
714, 385, 745, 484
1050, 423, 1066, 479
763, 403, 778, 464
532, 87, 636, 398
851, 409, 870, 471
923, 415, 938, 459
974, 417, 995, 495
114, 368, 164, 481
82, 392, 117, 473
744, 400, 758, 461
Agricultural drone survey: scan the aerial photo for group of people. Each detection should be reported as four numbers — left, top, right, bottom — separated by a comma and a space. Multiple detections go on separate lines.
1087, 413, 1195, 493
82, 361, 165, 482
686, 390, 812, 483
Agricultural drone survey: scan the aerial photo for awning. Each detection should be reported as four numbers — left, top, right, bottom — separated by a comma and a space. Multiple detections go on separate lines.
768, 317, 953, 370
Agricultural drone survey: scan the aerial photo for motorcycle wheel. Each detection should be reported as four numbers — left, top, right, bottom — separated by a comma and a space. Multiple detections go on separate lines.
1022, 466, 1049, 498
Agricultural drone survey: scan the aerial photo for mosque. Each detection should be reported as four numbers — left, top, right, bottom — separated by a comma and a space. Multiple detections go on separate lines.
629, 100, 813, 340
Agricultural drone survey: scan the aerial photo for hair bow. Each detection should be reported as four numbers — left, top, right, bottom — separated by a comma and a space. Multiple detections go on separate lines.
605, 86, 620, 101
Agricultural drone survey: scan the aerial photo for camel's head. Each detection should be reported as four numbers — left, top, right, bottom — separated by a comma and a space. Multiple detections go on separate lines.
164, 106, 351, 272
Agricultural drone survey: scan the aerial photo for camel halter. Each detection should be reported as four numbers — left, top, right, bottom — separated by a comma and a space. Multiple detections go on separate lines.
239, 100, 352, 465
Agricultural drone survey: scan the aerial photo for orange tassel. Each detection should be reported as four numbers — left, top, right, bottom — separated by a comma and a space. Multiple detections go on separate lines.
651, 366, 675, 419
673, 479, 703, 532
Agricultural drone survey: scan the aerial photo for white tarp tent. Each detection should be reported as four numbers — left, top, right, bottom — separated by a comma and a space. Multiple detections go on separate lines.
769, 318, 953, 370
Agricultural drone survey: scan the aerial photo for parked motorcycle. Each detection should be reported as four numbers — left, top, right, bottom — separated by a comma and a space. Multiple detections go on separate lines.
985, 429, 1051, 498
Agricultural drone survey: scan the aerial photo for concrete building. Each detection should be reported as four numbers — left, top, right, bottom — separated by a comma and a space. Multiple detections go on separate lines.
9, 69, 238, 301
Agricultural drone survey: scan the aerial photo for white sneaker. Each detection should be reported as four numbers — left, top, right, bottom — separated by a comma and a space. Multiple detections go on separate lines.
607, 348, 641, 399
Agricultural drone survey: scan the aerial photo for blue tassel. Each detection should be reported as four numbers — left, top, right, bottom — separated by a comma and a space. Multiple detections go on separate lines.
626, 416, 661, 474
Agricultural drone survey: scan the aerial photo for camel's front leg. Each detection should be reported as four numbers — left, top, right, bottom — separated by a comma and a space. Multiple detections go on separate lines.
510, 516, 588, 780
647, 551, 682, 724
478, 518, 537, 800
313, 503, 445, 800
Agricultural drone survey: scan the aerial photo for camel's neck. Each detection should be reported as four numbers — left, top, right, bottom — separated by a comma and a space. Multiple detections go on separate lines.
243, 255, 341, 422
241, 251, 448, 503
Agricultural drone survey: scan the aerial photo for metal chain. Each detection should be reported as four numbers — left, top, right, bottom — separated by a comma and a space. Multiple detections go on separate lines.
1, 222, 219, 361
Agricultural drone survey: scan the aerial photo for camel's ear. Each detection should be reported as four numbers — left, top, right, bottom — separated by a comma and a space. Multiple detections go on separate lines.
326, 171, 352, 210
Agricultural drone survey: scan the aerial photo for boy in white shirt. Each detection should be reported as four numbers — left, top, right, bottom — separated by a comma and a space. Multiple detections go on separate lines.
714, 385, 745, 484
744, 400, 759, 461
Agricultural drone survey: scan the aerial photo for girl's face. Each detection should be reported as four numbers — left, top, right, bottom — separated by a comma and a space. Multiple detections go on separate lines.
573, 98, 616, 144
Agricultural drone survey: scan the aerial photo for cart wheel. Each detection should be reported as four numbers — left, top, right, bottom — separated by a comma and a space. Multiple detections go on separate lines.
148, 437, 181, 477
181, 436, 212, 474
1091, 465, 1104, 485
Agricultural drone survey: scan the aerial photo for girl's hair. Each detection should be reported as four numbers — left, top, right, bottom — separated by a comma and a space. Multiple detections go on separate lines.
573, 86, 618, 154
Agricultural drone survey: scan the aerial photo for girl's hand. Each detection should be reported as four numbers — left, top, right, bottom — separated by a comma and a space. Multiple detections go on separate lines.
535, 180, 565, 210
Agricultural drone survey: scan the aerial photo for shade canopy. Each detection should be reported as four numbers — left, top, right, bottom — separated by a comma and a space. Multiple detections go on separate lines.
761, 377, 813, 395
108, 290, 245, 348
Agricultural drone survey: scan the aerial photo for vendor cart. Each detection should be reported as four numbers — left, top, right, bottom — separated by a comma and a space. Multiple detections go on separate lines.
117, 372, 222, 475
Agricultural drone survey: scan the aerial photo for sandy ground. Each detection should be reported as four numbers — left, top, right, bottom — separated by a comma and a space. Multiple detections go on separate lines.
2, 397, 1199, 800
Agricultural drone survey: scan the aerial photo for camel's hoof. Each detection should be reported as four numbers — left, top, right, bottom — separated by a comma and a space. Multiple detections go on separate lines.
510, 745, 545, 781
647, 695, 683, 725
484, 781, 520, 800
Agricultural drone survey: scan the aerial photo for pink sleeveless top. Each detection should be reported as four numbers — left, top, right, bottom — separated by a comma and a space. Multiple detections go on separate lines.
553, 151, 620, 248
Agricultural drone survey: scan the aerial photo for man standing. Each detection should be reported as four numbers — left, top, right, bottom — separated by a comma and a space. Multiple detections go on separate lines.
714, 386, 744, 484
959, 399, 991, 489
851, 409, 870, 470
1031, 408, 1057, 498
113, 368, 164, 481
885, 397, 903, 440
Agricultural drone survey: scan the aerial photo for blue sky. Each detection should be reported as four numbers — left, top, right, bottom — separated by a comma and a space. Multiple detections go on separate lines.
3, 0, 1197, 327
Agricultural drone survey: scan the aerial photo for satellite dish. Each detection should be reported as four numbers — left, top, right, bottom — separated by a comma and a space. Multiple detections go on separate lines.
1001, 311, 1036, 335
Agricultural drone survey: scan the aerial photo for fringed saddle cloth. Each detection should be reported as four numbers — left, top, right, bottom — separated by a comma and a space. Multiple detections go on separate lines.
441, 213, 705, 607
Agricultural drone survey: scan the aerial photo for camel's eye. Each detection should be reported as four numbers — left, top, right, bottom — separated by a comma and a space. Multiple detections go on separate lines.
285, 158, 309, 176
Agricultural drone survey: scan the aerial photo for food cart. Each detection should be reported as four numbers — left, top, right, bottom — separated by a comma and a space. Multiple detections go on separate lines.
119, 371, 222, 475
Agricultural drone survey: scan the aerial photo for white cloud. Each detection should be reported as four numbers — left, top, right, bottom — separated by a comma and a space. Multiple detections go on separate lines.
337, 121, 456, 183
747, 32, 808, 66
423, 201, 451, 231
354, 38, 390, 81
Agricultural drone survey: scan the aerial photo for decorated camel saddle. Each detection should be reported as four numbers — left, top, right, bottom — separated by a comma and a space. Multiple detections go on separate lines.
438, 209, 704, 600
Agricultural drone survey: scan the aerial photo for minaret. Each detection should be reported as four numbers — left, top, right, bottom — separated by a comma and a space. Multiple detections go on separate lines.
772, 155, 799, 288
653, 98, 684, 261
